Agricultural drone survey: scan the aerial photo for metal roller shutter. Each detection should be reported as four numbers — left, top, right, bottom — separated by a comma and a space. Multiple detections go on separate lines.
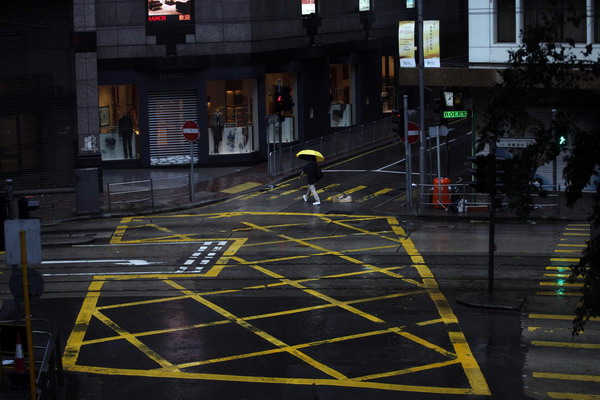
148, 90, 198, 166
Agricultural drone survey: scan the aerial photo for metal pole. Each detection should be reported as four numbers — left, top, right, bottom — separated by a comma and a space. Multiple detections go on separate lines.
551, 109, 557, 195
488, 196, 496, 294
418, 0, 427, 203
436, 126, 442, 180
403, 95, 412, 206
5, 179, 13, 219
189, 142, 195, 201
150, 178, 155, 207
19, 231, 37, 400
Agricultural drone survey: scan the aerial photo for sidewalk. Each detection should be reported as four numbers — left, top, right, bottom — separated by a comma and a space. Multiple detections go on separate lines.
28, 162, 277, 226
20, 160, 596, 227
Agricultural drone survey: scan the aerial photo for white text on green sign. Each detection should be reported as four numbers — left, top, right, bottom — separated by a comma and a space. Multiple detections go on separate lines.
443, 111, 468, 118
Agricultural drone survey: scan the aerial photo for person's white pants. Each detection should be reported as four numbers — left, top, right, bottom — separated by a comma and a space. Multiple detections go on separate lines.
306, 184, 320, 203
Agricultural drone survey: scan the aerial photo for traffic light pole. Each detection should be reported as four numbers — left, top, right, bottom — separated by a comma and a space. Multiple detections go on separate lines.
403, 96, 412, 206
487, 144, 497, 294
417, 0, 427, 206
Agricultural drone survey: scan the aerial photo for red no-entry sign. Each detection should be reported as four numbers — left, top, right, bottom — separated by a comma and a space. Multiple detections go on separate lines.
182, 120, 199, 142
400, 122, 420, 144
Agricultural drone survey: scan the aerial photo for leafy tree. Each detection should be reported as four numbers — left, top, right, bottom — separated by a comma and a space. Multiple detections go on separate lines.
476, 6, 600, 334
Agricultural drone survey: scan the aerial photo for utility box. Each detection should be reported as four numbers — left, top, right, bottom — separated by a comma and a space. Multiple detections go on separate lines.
75, 168, 100, 214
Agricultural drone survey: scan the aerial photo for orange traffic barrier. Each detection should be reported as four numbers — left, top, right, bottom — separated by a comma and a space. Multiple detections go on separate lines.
433, 177, 451, 208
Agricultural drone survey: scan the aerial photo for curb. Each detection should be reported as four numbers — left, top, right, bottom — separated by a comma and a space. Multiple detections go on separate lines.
456, 291, 526, 311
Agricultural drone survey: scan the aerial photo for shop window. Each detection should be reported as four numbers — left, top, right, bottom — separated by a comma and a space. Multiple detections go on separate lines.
207, 80, 256, 155
98, 85, 139, 161
265, 73, 297, 144
329, 64, 354, 127
523, 0, 586, 43
497, 0, 516, 43
381, 56, 396, 113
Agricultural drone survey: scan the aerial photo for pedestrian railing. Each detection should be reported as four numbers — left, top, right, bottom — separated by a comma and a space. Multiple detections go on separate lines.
0, 319, 64, 400
268, 116, 395, 176
415, 183, 561, 216
107, 175, 191, 211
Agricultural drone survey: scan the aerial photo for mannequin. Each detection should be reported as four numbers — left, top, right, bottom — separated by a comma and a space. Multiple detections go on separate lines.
212, 110, 223, 153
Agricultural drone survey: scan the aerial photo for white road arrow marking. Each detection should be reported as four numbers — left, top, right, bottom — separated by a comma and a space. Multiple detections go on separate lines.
42, 259, 164, 266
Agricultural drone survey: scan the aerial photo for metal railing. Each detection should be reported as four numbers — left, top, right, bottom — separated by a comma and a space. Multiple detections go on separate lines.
415, 183, 561, 216
0, 319, 64, 400
107, 175, 191, 211
268, 117, 395, 176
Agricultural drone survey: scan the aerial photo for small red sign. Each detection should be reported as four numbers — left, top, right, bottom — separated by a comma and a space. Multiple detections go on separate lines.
400, 122, 420, 144
182, 120, 199, 142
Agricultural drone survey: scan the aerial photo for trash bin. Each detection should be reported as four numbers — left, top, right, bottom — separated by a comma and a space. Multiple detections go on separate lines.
432, 177, 451, 209
75, 168, 100, 214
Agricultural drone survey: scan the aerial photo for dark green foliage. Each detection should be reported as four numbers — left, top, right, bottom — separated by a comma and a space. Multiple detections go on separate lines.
477, 6, 600, 333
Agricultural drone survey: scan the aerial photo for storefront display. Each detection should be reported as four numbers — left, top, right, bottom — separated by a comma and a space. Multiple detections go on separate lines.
98, 84, 140, 161
207, 79, 257, 155
329, 64, 354, 127
265, 73, 297, 143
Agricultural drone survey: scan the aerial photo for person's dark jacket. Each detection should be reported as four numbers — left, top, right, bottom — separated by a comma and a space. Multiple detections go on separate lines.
303, 161, 319, 185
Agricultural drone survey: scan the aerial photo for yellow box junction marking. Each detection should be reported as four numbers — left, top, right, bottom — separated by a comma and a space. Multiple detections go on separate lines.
65, 211, 490, 396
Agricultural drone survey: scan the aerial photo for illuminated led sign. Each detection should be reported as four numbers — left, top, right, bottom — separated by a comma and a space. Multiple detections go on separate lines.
301, 0, 317, 15
147, 0, 193, 25
359, 0, 370, 12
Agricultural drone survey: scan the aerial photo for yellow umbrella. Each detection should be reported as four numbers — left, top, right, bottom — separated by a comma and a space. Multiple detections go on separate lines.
296, 149, 324, 162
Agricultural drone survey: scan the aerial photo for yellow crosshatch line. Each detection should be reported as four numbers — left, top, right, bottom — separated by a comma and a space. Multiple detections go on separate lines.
64, 212, 490, 396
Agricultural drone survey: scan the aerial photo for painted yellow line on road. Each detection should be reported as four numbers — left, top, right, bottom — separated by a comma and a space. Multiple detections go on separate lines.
93, 311, 177, 370
355, 359, 461, 382
548, 392, 600, 399
564, 233, 589, 237
64, 364, 483, 395
387, 217, 489, 395
357, 188, 394, 203
63, 279, 105, 368
83, 288, 426, 347
294, 183, 341, 200
178, 328, 396, 370
558, 244, 586, 247
539, 281, 582, 287
110, 216, 134, 244
221, 181, 262, 194
551, 258, 580, 263
325, 185, 367, 201
536, 291, 580, 296
532, 341, 600, 349
544, 273, 570, 278
162, 279, 348, 380
534, 371, 600, 382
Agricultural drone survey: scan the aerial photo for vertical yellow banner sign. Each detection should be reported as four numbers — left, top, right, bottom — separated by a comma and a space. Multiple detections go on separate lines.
398, 21, 416, 68
424, 20, 440, 68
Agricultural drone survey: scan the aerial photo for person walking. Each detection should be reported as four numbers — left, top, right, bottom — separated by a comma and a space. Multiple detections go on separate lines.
300, 155, 322, 205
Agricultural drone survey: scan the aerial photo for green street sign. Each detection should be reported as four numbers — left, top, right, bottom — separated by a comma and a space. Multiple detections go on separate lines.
443, 110, 468, 118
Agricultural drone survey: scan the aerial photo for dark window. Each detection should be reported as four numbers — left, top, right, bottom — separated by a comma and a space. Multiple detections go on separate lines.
524, 0, 586, 43
594, 0, 600, 43
498, 0, 516, 42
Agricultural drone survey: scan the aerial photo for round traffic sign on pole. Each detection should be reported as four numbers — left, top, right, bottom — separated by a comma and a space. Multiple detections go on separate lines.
182, 120, 199, 142
400, 122, 420, 144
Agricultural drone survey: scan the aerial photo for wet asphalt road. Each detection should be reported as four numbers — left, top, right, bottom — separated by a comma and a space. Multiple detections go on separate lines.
2, 133, 598, 399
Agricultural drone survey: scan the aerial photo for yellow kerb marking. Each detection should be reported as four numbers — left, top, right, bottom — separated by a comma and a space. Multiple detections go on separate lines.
221, 181, 262, 194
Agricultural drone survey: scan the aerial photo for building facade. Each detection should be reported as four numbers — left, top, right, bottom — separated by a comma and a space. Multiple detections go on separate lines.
2, 0, 469, 191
